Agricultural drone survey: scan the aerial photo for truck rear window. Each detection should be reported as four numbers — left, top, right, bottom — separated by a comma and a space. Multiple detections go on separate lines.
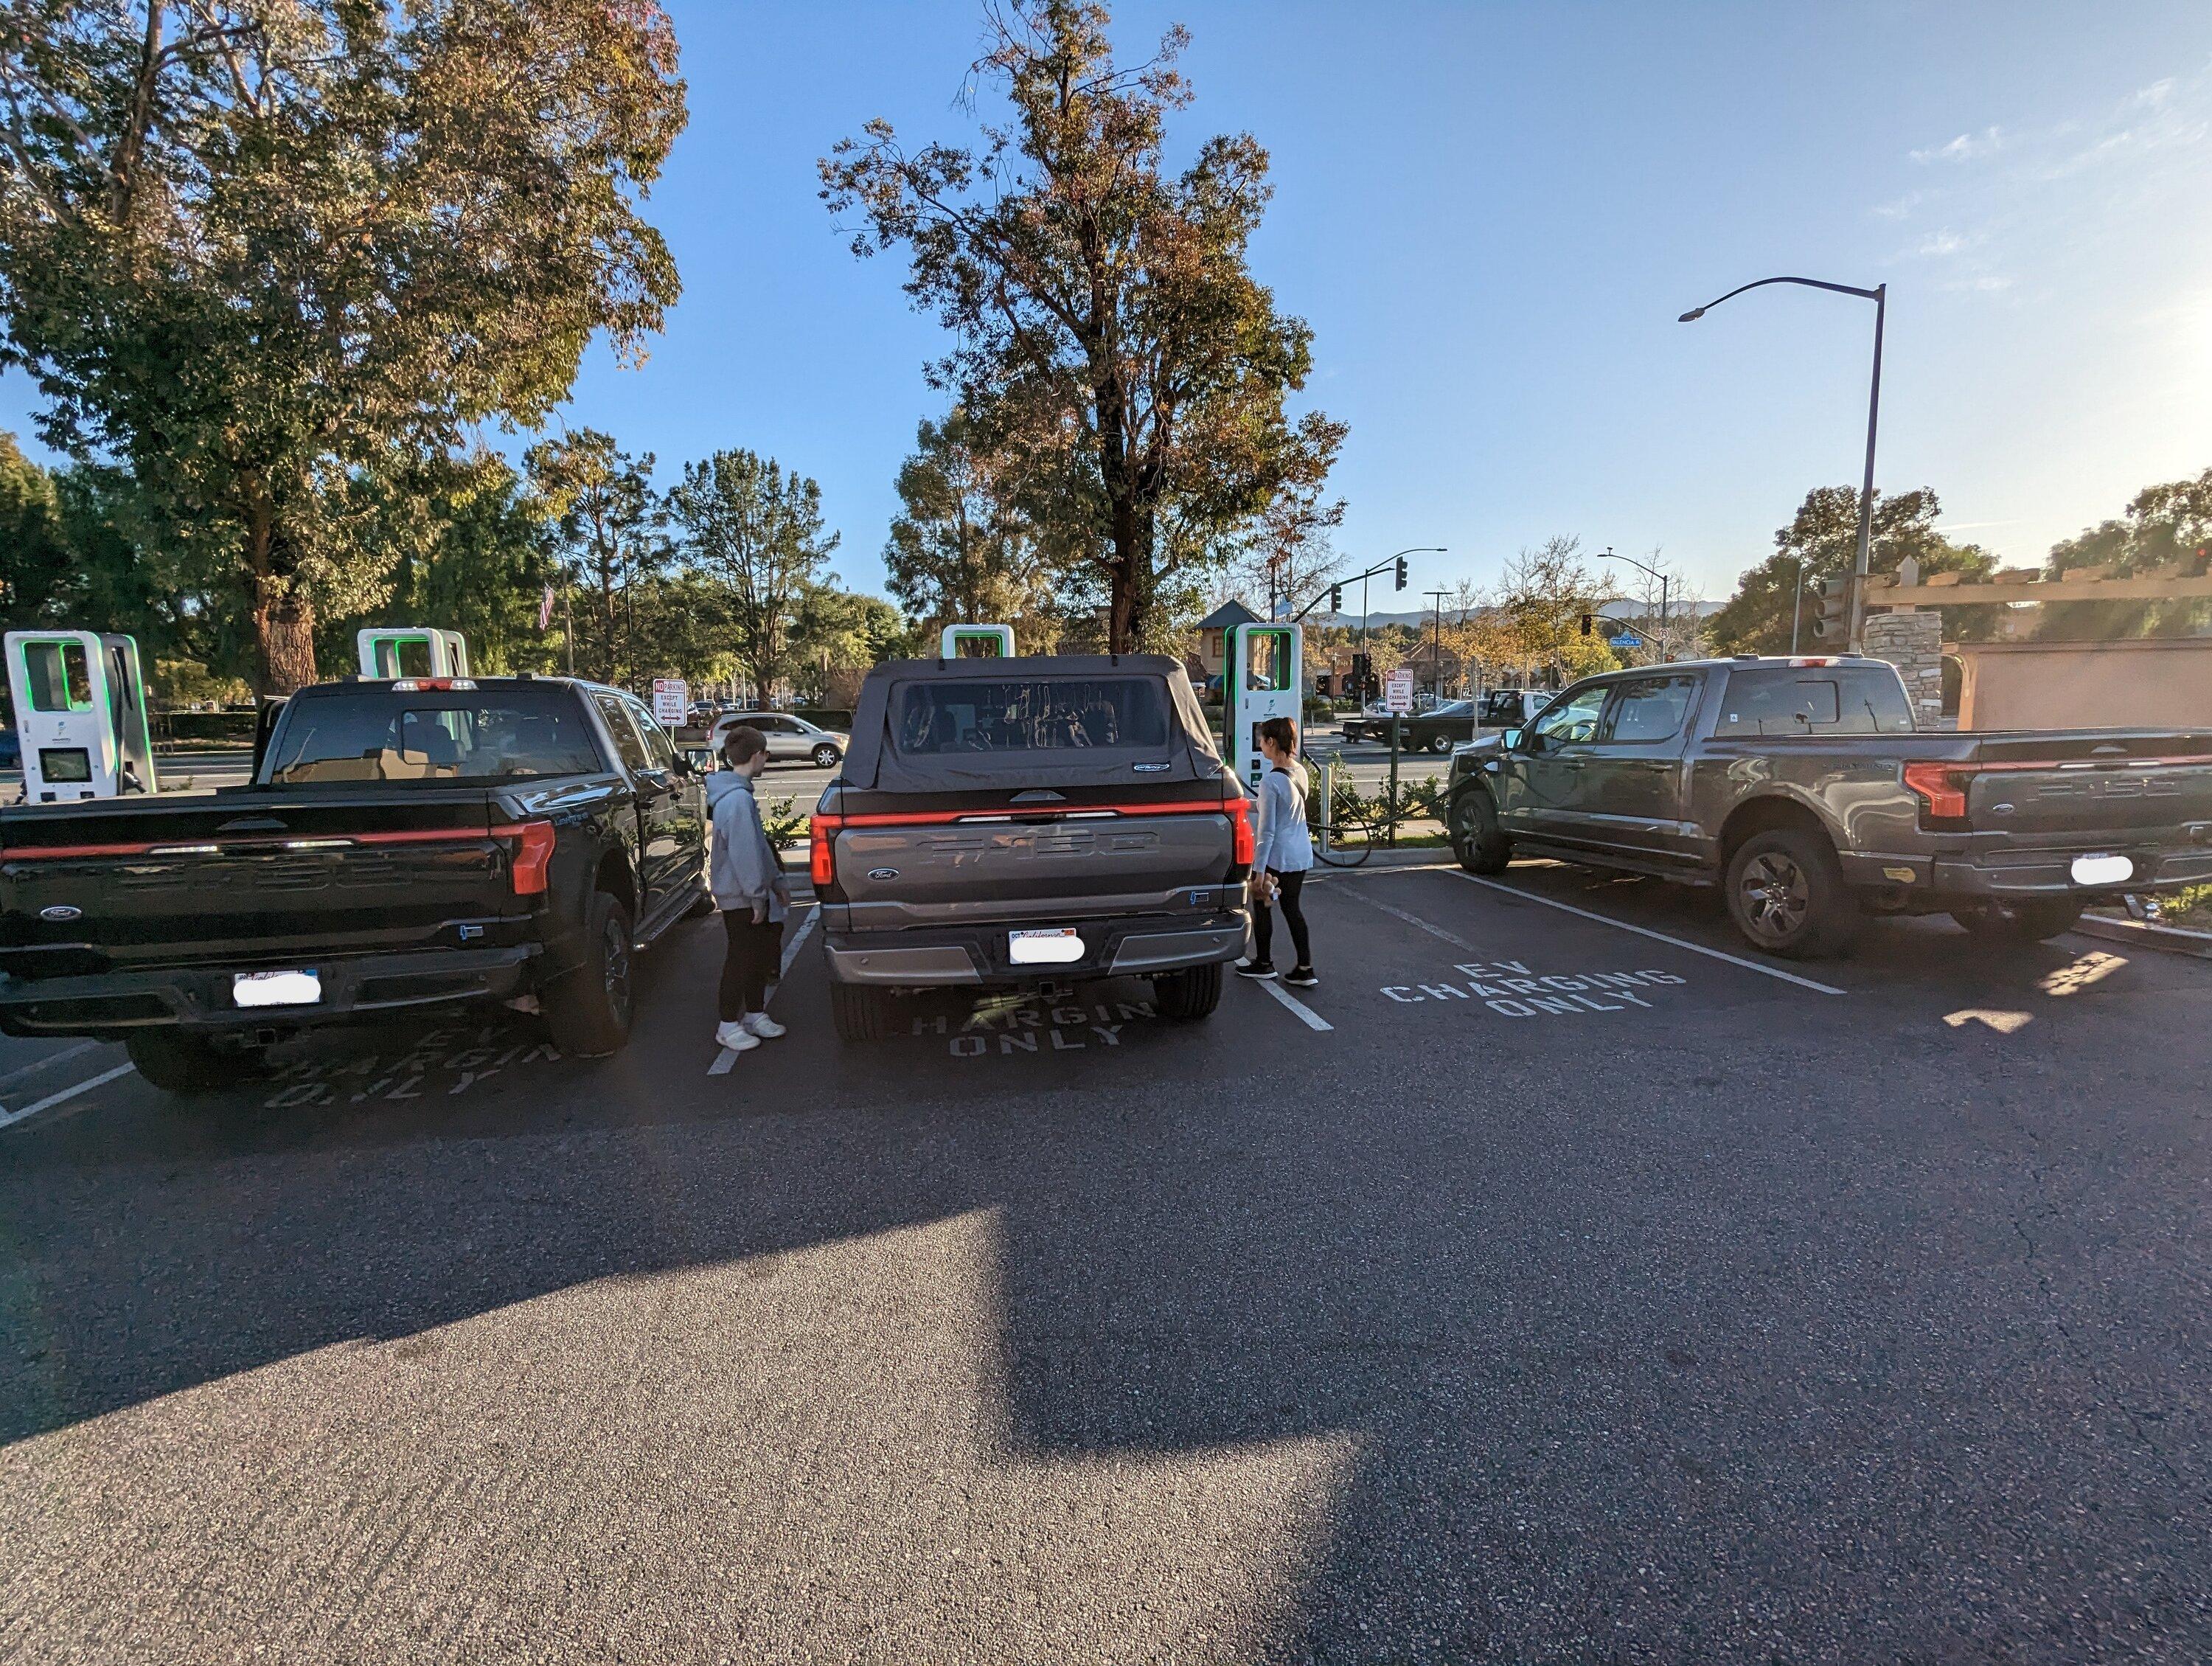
893, 678, 1171, 755
265, 690, 607, 784
1714, 668, 1915, 737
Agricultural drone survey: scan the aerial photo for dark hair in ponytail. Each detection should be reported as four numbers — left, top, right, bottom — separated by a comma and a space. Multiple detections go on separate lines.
1258, 715, 1298, 757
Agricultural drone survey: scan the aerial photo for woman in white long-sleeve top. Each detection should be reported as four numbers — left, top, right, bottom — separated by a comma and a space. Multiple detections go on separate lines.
1235, 715, 1317, 987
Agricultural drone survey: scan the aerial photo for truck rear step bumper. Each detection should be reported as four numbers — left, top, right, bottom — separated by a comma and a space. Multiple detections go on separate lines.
0, 944, 539, 1038
824, 912, 1247, 988
1928, 846, 2212, 899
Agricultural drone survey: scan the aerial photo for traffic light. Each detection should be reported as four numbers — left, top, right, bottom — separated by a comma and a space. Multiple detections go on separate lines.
1329, 583, 1343, 614
1394, 556, 1408, 591
1809, 575, 1854, 642
1579, 611, 1593, 636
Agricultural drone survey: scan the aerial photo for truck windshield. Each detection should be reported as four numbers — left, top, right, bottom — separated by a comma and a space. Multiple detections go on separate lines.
265, 690, 606, 784
1713, 668, 1915, 737
893, 678, 1170, 754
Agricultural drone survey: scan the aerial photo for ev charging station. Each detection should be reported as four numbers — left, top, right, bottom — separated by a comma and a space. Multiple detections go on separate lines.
358, 626, 471, 679
5, 630, 159, 802
1220, 619, 1302, 791
939, 623, 1015, 658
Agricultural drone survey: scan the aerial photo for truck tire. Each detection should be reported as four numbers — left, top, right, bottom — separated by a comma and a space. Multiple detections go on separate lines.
125, 1031, 266, 1094
1430, 733, 1453, 754
1724, 827, 1861, 959
542, 890, 636, 1057
1448, 787, 1512, 876
1153, 962, 1223, 1020
1950, 899, 2084, 944
830, 982, 895, 1041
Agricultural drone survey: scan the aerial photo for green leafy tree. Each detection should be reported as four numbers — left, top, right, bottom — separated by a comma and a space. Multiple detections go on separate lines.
2037, 466, 2212, 639
1708, 486, 1997, 653
524, 430, 663, 688
0, 0, 686, 691
330, 451, 565, 676
883, 409, 1056, 634
663, 449, 838, 703
0, 430, 68, 627
822, 0, 1341, 650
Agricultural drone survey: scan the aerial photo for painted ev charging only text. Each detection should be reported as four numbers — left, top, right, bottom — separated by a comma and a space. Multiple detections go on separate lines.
1380, 959, 1688, 1018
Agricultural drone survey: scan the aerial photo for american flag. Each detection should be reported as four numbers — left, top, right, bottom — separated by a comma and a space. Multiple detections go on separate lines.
538, 586, 555, 631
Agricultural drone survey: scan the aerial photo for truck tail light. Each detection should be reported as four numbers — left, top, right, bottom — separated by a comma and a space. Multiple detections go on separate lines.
493, 819, 556, 894
1227, 797, 1255, 867
1902, 762, 1969, 820
810, 814, 841, 887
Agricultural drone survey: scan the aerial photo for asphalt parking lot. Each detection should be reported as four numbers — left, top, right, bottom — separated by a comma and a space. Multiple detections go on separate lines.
4, 859, 2208, 1662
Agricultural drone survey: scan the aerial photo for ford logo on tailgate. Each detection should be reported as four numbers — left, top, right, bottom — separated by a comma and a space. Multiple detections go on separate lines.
866, 867, 900, 881
39, 904, 82, 922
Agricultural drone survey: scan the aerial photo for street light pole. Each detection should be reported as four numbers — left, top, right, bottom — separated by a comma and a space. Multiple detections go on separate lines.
1597, 549, 1672, 662
1680, 274, 1886, 653
1425, 588, 1448, 695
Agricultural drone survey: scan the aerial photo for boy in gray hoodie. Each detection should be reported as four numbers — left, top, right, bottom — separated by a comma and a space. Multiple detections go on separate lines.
706, 726, 791, 1053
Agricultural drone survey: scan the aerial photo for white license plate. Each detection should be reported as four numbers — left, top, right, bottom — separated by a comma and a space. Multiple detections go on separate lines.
2070, 853, 2134, 886
1009, 928, 1085, 965
234, 968, 322, 1007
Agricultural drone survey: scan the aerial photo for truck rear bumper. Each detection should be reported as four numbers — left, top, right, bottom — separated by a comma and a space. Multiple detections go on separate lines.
0, 945, 540, 1038
824, 910, 1248, 988
1920, 844, 2212, 900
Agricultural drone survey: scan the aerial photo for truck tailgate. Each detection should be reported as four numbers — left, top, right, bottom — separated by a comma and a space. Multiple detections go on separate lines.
822, 796, 1244, 929
0, 790, 524, 974
1907, 732, 2212, 838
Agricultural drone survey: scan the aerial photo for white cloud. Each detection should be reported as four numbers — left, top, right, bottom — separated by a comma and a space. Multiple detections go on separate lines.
1910, 125, 2005, 164
1916, 229, 1970, 257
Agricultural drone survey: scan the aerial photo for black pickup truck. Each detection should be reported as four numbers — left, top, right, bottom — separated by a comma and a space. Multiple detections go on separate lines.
0, 675, 706, 1089
1444, 655, 2212, 957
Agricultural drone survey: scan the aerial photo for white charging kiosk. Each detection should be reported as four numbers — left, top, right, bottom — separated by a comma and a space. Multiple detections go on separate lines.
358, 627, 470, 679
6, 630, 160, 801
1220, 621, 1302, 791
939, 623, 1015, 659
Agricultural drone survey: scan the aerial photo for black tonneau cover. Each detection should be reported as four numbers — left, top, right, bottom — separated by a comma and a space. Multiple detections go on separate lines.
841, 655, 1225, 792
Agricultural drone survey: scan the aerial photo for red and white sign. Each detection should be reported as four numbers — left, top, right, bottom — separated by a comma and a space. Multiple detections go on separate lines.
651, 678, 688, 726
1384, 669, 1415, 715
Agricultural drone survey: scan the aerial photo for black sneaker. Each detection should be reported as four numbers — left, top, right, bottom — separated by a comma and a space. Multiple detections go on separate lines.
1234, 959, 1277, 979
1282, 966, 1318, 988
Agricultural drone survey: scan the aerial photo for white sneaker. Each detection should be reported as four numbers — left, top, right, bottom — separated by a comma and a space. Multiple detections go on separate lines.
742, 1013, 787, 1040
714, 1021, 761, 1053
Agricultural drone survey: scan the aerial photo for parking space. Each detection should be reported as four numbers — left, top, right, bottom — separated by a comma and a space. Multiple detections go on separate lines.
6, 856, 2212, 1662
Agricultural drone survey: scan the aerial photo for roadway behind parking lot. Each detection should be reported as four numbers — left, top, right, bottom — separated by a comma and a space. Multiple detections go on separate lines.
3, 859, 2208, 1662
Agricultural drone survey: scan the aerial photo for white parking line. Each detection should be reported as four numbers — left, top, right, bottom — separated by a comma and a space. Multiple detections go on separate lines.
0, 1040, 97, 1090
1436, 870, 1846, 996
0, 1061, 137, 1131
709, 905, 819, 1076
1255, 976, 1332, 1032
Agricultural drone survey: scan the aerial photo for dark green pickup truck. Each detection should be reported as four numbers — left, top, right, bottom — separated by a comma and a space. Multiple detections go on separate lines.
1444, 655, 2212, 958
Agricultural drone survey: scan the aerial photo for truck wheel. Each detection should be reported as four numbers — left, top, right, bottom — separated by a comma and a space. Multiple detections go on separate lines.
1430, 733, 1453, 754
1950, 900, 2084, 944
811, 743, 842, 768
124, 1031, 266, 1094
830, 982, 895, 1041
1448, 788, 1512, 876
543, 890, 636, 1057
1725, 828, 1861, 959
1152, 962, 1223, 1020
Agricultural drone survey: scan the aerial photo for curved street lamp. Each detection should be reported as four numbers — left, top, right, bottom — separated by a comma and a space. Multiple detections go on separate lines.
1680, 276, 1886, 652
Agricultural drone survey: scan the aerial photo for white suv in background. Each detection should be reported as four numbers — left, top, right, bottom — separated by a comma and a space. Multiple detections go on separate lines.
709, 710, 848, 768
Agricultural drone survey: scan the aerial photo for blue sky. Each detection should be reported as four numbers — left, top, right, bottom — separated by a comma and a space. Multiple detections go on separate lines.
6, 1, 2208, 609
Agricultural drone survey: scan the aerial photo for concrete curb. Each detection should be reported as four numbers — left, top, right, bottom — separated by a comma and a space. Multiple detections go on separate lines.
2076, 912, 2212, 960
1310, 845, 1456, 872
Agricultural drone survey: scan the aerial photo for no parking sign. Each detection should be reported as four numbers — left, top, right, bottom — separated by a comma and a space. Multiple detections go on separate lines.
652, 678, 687, 726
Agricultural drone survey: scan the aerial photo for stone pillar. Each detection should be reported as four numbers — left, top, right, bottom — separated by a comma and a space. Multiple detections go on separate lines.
1861, 611, 1946, 727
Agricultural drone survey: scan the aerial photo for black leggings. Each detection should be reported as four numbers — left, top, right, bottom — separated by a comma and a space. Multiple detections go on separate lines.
719, 912, 784, 1021
1253, 868, 1310, 968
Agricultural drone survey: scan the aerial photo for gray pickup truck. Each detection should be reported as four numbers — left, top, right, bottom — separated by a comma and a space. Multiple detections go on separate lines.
808, 656, 1253, 1039
1444, 655, 2212, 957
